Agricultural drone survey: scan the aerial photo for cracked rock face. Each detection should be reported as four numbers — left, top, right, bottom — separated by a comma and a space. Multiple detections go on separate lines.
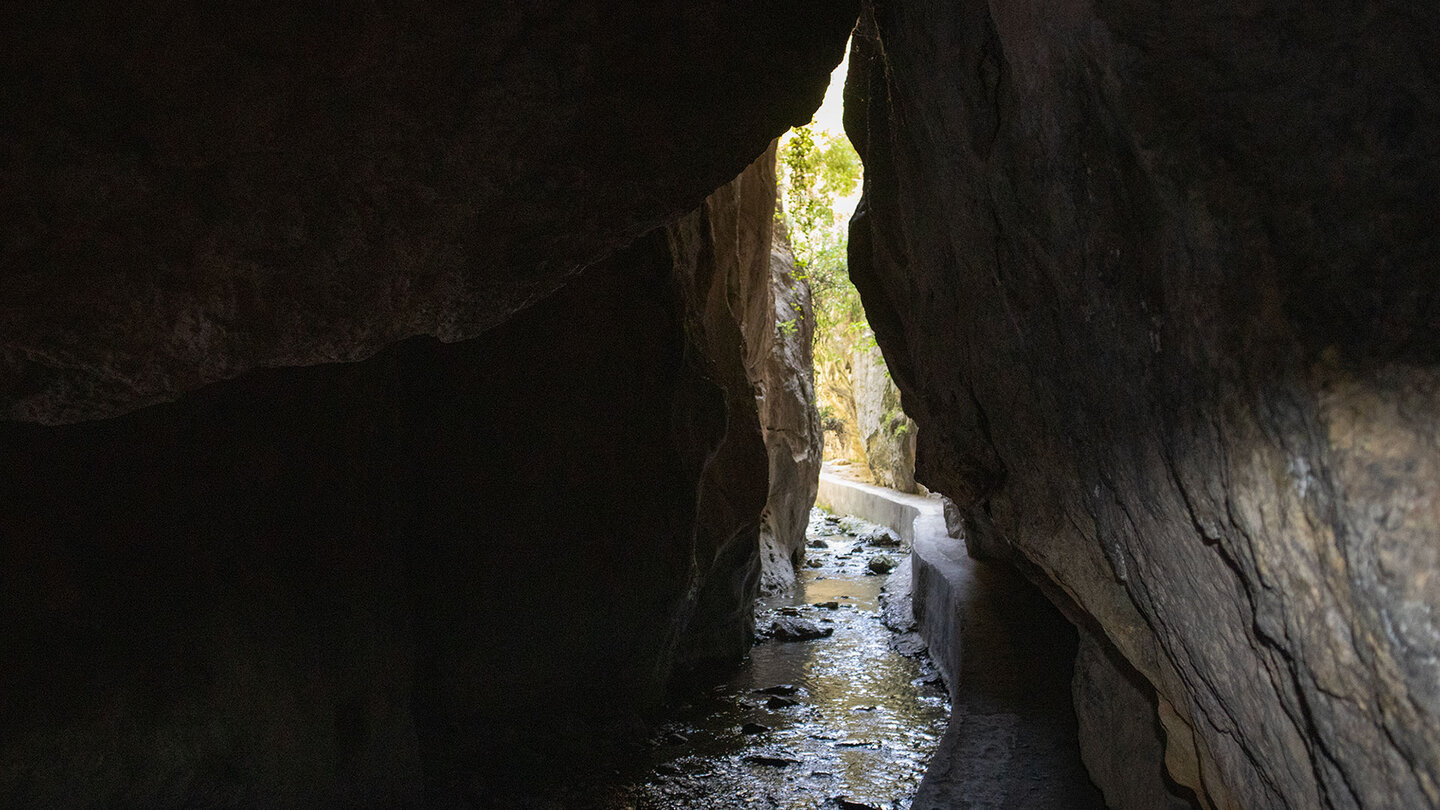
846, 1, 1439, 808
0, 0, 856, 425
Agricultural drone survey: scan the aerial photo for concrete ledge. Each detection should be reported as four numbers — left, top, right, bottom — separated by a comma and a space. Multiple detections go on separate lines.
817, 470, 1105, 807
815, 472, 927, 545
908, 509, 971, 692
815, 471, 967, 689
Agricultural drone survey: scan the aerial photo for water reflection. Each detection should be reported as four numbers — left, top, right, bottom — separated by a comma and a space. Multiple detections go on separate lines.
632, 511, 950, 810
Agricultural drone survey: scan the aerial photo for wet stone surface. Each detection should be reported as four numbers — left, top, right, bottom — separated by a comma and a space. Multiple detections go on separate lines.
629, 509, 950, 810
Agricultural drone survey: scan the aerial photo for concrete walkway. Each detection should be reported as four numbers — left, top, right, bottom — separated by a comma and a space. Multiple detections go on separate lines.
815, 471, 1105, 809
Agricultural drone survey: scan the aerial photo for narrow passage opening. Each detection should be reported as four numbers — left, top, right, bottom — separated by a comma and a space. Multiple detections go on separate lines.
622, 52, 952, 810
613, 42, 1121, 810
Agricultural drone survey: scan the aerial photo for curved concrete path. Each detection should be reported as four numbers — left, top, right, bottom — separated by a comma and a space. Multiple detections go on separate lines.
815, 470, 1105, 809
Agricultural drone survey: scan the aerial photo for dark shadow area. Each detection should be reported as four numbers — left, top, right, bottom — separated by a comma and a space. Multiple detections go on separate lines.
914, 561, 1106, 809
0, 236, 731, 807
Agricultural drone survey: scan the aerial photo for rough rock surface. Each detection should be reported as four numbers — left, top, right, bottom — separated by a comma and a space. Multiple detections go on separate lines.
851, 340, 919, 493
0, 136, 808, 807
818, 363, 870, 467
847, 1, 1440, 808
0, 4, 858, 801
0, 0, 857, 425
769, 616, 834, 642
1073, 627, 1199, 810
702, 144, 822, 597
816, 335, 917, 492
664, 155, 774, 675
754, 220, 825, 593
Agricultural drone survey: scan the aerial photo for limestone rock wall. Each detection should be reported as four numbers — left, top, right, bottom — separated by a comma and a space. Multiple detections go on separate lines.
0, 216, 769, 805
1073, 626, 1200, 810
0, 3, 858, 802
0, 0, 857, 426
817, 354, 870, 467
817, 338, 918, 493
663, 156, 773, 672
851, 340, 919, 493
0, 247, 655, 803
667, 143, 823, 603
846, 1, 1440, 808
756, 220, 824, 592
0, 62, 857, 809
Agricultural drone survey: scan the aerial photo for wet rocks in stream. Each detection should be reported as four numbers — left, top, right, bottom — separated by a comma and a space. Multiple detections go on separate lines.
770, 616, 834, 641
867, 555, 898, 575
627, 507, 949, 810
756, 684, 802, 696
861, 528, 902, 547
834, 798, 884, 810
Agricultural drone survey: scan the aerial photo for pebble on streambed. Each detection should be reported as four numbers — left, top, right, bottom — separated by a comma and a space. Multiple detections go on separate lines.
860, 527, 902, 547
867, 554, 898, 575
769, 616, 833, 641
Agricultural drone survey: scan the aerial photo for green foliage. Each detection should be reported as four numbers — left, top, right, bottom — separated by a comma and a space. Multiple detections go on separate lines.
779, 119, 878, 463
816, 403, 846, 435
780, 124, 860, 247
885, 406, 912, 436
776, 122, 866, 343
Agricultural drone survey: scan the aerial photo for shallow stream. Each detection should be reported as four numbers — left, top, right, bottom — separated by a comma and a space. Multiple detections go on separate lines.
629, 510, 951, 810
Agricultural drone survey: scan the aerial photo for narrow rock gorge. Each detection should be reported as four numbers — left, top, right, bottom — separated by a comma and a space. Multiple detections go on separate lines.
846, 1, 1439, 808
3, 0, 1438, 808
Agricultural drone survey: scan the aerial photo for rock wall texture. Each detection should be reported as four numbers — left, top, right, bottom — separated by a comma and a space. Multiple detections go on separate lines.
0, 3, 859, 794
847, 1, 1440, 808
1074, 626, 1200, 810
674, 145, 822, 598
662, 154, 774, 673
816, 338, 917, 493
851, 339, 919, 493
754, 219, 825, 592
0, 210, 769, 805
817, 352, 870, 467
0, 0, 856, 425
0, 246, 627, 803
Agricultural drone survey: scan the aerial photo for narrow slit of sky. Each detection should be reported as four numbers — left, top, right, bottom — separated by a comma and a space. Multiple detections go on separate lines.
781, 41, 862, 221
